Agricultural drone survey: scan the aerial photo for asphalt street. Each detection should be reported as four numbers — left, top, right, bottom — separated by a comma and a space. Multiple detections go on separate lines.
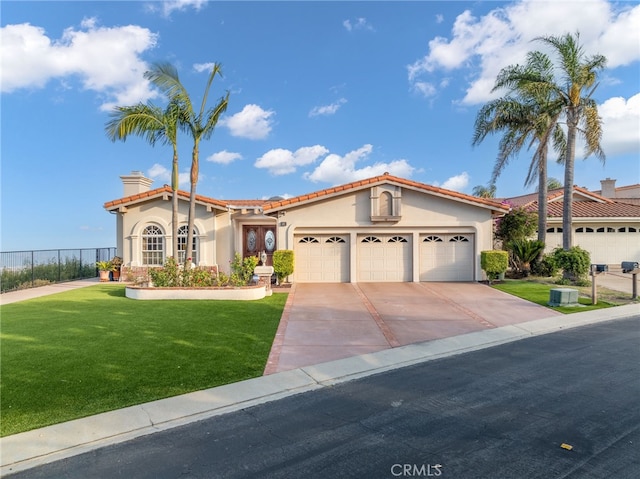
10, 316, 640, 479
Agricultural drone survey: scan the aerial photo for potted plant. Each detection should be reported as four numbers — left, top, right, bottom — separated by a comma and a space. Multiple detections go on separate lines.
96, 261, 114, 282
110, 256, 123, 281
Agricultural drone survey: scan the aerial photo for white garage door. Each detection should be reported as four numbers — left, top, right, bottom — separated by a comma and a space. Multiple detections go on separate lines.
357, 235, 412, 282
295, 235, 349, 282
420, 234, 474, 281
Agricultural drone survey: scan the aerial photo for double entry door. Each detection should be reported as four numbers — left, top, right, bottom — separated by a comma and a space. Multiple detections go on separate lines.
243, 225, 276, 266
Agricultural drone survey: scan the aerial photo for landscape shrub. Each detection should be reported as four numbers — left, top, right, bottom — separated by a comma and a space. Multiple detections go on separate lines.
480, 250, 508, 283
273, 250, 294, 284
495, 207, 538, 244
531, 254, 558, 277
230, 253, 259, 285
552, 246, 591, 283
509, 239, 545, 276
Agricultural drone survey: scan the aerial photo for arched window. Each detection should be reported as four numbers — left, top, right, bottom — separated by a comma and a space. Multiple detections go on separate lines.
299, 236, 319, 243
142, 225, 164, 265
177, 226, 198, 264
379, 191, 393, 216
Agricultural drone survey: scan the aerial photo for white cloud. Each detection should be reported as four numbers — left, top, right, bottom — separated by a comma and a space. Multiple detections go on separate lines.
145, 0, 208, 17
147, 163, 190, 188
193, 62, 216, 73
304, 144, 415, 184
411, 82, 437, 98
599, 93, 640, 156
255, 145, 329, 176
435, 172, 470, 192
343, 17, 374, 32
207, 150, 243, 165
436, 14, 444, 24
408, 0, 640, 103
1, 20, 158, 111
309, 98, 347, 117
220, 104, 275, 140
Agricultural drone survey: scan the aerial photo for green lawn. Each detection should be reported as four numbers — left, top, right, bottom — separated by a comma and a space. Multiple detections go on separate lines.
0, 284, 287, 437
492, 280, 616, 313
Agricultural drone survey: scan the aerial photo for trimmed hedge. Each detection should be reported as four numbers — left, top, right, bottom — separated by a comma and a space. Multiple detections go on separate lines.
481, 250, 509, 282
273, 250, 294, 284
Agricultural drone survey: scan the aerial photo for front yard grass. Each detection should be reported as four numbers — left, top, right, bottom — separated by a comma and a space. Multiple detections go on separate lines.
492, 278, 623, 313
0, 284, 287, 437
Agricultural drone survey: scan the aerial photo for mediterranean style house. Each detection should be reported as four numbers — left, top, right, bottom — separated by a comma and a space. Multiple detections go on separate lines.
505, 178, 640, 265
104, 172, 509, 283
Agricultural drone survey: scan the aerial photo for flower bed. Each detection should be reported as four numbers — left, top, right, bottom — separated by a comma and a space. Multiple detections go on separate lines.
126, 284, 266, 301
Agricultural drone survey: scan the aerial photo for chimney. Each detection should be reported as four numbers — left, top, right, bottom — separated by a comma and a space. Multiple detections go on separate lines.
120, 171, 153, 196
600, 178, 616, 198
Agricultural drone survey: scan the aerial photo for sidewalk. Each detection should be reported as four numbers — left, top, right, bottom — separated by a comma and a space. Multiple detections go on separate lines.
0, 278, 104, 306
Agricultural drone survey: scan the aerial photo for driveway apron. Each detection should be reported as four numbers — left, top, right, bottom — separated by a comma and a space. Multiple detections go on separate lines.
265, 282, 561, 374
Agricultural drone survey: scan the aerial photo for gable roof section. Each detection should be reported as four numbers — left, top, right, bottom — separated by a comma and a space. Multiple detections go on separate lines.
504, 186, 640, 219
262, 173, 510, 213
104, 186, 228, 212
504, 186, 614, 208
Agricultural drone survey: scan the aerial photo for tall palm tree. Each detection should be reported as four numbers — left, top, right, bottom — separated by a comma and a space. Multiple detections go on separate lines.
472, 51, 565, 245
105, 99, 182, 260
145, 62, 230, 266
490, 32, 606, 249
534, 32, 606, 249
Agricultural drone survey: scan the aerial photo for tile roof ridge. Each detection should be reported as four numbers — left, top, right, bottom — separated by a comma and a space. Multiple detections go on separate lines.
263, 173, 509, 211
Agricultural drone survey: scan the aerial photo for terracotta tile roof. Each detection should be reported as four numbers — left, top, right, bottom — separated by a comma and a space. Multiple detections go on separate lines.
222, 199, 271, 208
542, 201, 640, 218
262, 173, 510, 212
504, 186, 640, 218
502, 186, 613, 208
104, 186, 228, 210
615, 198, 640, 206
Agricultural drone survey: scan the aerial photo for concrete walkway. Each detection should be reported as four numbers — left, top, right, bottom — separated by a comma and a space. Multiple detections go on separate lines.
0, 278, 103, 305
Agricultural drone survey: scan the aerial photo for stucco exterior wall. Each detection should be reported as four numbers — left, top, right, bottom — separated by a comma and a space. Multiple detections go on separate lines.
274, 187, 496, 282
118, 198, 218, 267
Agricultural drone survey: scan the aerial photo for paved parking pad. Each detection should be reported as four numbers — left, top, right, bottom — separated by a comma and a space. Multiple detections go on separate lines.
265, 282, 562, 374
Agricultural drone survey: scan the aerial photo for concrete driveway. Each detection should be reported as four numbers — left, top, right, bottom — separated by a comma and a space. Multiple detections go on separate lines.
264, 282, 562, 374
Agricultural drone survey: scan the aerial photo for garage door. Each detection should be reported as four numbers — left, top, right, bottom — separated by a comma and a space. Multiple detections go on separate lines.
420, 234, 474, 281
295, 235, 349, 282
357, 234, 412, 282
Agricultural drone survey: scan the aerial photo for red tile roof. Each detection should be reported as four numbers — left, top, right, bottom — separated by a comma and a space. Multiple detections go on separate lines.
262, 173, 510, 212
544, 201, 640, 218
506, 186, 640, 218
104, 186, 228, 210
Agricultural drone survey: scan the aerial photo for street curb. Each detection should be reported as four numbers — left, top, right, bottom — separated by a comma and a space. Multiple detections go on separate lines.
2, 303, 638, 476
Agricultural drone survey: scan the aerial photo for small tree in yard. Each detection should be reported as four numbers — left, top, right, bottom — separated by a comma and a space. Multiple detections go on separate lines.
509, 239, 545, 277
273, 250, 294, 285
495, 207, 538, 245
495, 207, 538, 270
481, 250, 508, 284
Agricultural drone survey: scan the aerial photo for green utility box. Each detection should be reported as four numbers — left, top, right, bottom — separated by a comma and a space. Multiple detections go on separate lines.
548, 288, 579, 307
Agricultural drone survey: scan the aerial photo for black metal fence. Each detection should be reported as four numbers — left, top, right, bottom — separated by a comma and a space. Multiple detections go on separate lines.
0, 247, 117, 293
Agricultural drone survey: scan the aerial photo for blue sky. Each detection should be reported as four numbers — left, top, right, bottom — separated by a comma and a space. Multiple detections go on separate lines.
1, 0, 639, 251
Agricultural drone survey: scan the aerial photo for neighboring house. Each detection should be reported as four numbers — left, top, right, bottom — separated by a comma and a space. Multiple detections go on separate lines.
104, 172, 509, 283
505, 178, 640, 265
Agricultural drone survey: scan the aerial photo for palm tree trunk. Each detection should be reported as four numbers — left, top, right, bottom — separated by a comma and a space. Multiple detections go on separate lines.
186, 142, 199, 268
537, 152, 548, 245
171, 148, 179, 260
563, 110, 578, 250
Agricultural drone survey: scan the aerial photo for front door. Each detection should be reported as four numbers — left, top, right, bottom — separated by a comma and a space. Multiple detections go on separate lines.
243, 225, 276, 266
